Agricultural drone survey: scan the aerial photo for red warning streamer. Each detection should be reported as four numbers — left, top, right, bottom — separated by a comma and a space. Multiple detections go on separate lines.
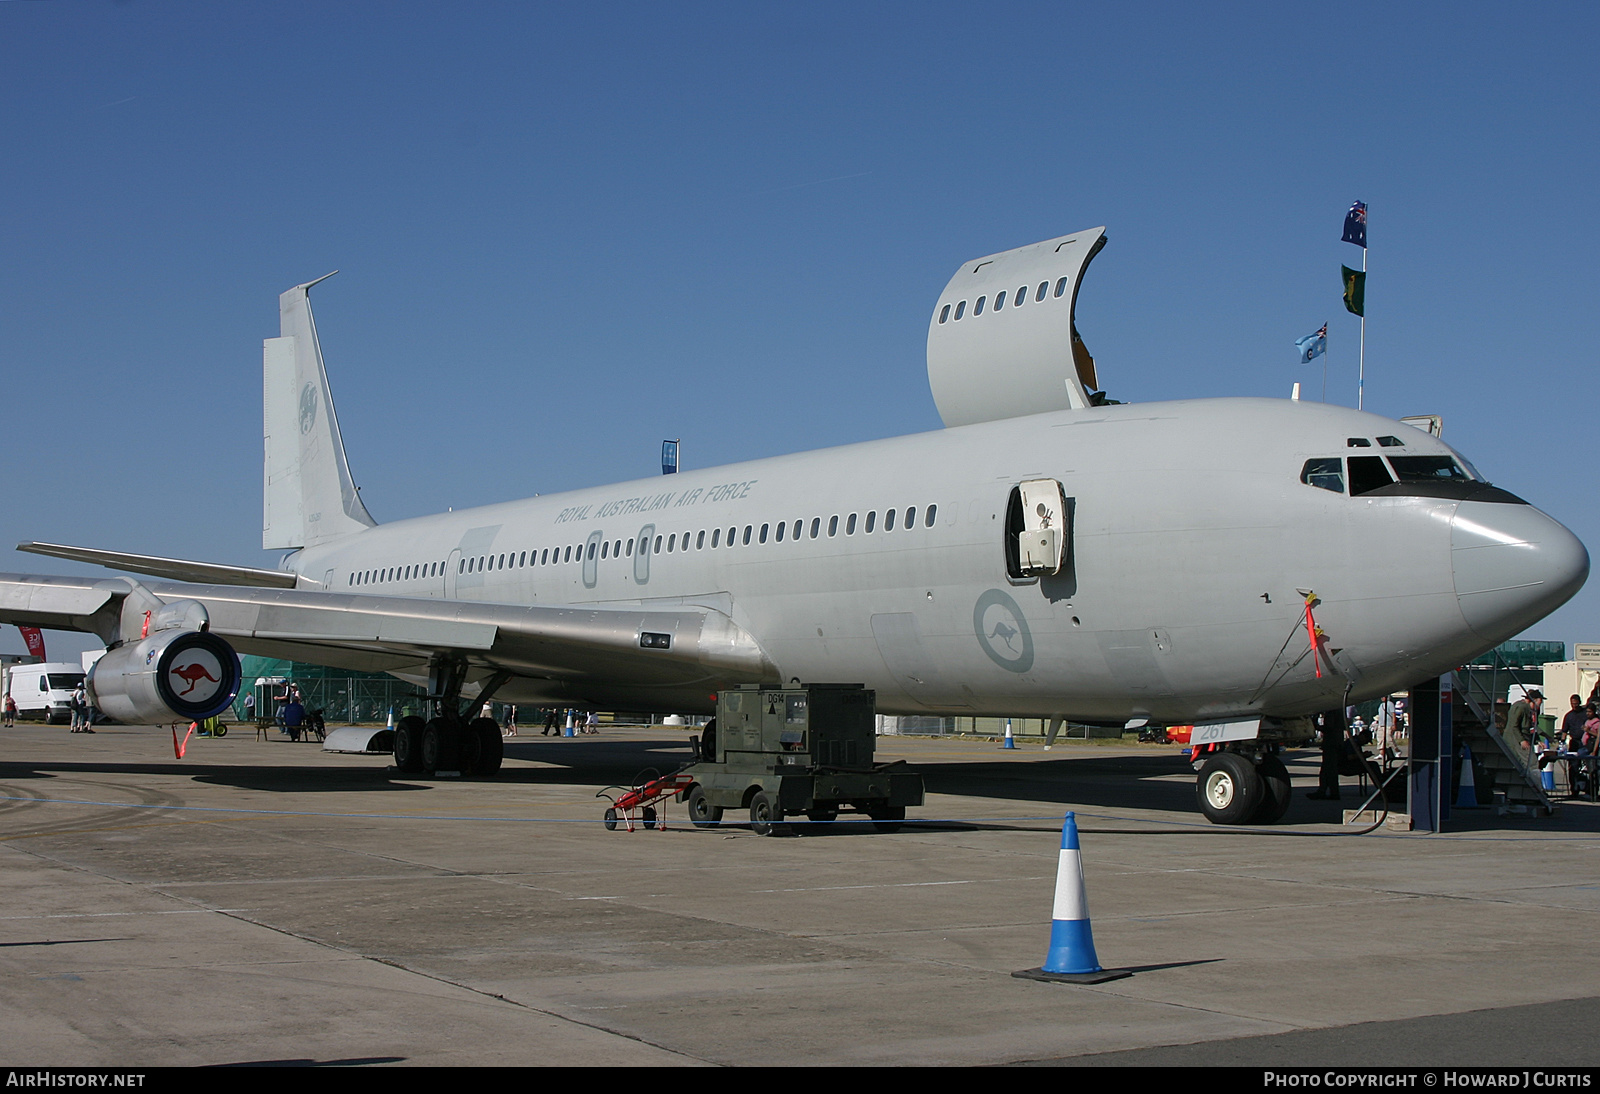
1303, 594, 1323, 679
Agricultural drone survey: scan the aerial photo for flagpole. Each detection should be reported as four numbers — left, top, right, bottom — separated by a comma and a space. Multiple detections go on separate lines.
1322, 327, 1329, 402
1358, 243, 1366, 410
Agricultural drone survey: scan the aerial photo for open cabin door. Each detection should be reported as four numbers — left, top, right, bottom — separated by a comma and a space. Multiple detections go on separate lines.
1005, 478, 1071, 579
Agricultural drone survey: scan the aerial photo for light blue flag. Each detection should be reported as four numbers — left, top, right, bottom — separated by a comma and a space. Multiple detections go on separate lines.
1295, 324, 1327, 364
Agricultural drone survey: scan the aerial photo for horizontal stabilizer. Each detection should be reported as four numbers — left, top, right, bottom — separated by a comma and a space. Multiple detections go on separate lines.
17, 542, 300, 589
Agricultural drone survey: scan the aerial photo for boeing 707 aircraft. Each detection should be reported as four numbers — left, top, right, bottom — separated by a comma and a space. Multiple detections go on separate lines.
1, 227, 1586, 823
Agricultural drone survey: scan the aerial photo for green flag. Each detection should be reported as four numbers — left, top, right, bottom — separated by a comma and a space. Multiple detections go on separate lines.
1341, 265, 1365, 317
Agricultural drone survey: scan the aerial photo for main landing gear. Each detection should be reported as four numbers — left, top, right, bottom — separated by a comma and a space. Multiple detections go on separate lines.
1195, 748, 1292, 825
391, 655, 505, 777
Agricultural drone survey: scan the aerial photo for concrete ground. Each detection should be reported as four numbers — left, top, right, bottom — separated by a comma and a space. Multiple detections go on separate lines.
0, 722, 1596, 1067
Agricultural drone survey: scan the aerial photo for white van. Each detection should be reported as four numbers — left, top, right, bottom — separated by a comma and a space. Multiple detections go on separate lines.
5, 662, 87, 724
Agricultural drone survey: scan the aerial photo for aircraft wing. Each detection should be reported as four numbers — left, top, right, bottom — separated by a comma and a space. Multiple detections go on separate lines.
0, 573, 776, 695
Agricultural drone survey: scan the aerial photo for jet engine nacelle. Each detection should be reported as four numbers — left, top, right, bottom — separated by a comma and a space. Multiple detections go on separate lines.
87, 630, 242, 725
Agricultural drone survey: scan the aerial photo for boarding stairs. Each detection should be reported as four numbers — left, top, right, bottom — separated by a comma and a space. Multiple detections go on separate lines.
1449, 672, 1555, 814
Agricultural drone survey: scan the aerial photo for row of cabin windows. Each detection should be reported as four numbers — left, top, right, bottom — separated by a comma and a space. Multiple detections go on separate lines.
454, 504, 941, 572
347, 505, 941, 585
937, 277, 1070, 324
350, 561, 445, 586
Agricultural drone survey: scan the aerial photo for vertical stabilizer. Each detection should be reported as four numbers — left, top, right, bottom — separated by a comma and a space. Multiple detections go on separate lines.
263, 273, 377, 549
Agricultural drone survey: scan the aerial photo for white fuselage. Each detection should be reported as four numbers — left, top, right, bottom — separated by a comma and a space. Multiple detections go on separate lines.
285, 397, 1588, 722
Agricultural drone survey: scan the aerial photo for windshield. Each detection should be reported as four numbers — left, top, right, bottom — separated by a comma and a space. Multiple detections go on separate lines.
1387, 456, 1470, 482
46, 673, 85, 690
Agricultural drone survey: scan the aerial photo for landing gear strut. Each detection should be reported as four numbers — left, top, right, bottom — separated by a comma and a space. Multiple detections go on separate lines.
392, 655, 507, 777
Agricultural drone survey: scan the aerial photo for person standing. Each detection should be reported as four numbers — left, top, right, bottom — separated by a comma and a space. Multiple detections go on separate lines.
243, 691, 256, 724
1309, 708, 1347, 800
543, 707, 558, 736
4, 691, 16, 727
1502, 689, 1543, 774
70, 683, 88, 733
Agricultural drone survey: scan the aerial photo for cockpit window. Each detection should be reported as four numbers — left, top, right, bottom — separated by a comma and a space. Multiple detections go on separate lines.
1346, 437, 1372, 448
1387, 455, 1470, 482
1376, 435, 1405, 447
1301, 458, 1344, 493
1348, 455, 1396, 496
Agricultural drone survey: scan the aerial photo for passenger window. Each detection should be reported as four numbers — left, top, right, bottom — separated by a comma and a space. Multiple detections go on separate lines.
564, 546, 573, 562
975, 295, 986, 315
865, 511, 876, 533
1348, 455, 1395, 496
905, 506, 916, 528
847, 513, 857, 535
614, 540, 621, 557
792, 519, 802, 540
885, 508, 896, 531
667, 534, 675, 552
655, 536, 663, 553
1376, 435, 1405, 448
728, 526, 736, 545
994, 290, 1006, 310
696, 530, 705, 549
811, 517, 820, 538
1036, 282, 1047, 302
1015, 286, 1027, 306
743, 526, 752, 545
939, 304, 951, 324
829, 516, 839, 537
775, 521, 785, 542
587, 542, 597, 560
1300, 457, 1345, 493
1055, 277, 1068, 297
712, 528, 721, 548
603, 541, 610, 559
1347, 437, 1372, 447
759, 523, 769, 543
542, 549, 549, 564
955, 300, 966, 320
926, 504, 937, 526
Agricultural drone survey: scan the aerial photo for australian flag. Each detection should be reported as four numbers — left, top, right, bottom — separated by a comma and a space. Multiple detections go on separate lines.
1342, 201, 1367, 248
1296, 324, 1328, 364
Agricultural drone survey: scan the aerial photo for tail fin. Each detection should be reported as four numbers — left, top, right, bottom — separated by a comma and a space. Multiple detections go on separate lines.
262, 273, 377, 550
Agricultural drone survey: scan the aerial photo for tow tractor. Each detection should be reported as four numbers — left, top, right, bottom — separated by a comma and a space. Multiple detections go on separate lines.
672, 683, 924, 835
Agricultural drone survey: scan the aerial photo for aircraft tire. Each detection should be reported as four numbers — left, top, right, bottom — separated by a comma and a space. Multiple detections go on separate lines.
1251, 754, 1293, 824
1196, 752, 1262, 825
749, 791, 784, 836
457, 721, 482, 773
470, 717, 503, 776
685, 785, 722, 828
421, 718, 455, 773
394, 716, 426, 773
869, 804, 905, 834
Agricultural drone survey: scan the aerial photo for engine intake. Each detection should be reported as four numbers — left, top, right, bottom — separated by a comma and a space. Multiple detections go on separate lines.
88, 630, 242, 725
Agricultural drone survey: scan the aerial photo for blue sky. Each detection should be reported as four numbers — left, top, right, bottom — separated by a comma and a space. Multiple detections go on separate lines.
4, 1, 1597, 660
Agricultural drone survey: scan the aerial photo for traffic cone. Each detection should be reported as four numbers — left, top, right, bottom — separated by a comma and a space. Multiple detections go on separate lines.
386, 707, 395, 733
1003, 719, 1017, 749
1455, 743, 1484, 809
1013, 813, 1131, 983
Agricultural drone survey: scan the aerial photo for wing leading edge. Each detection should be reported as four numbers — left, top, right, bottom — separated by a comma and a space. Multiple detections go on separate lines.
0, 573, 777, 704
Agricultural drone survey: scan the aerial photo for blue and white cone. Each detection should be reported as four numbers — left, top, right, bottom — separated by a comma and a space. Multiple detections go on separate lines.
386, 707, 395, 732
1013, 812, 1131, 984
1455, 743, 1484, 809
1003, 719, 1017, 749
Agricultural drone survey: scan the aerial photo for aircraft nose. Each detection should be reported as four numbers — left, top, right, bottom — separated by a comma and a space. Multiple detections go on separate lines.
1452, 501, 1589, 640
